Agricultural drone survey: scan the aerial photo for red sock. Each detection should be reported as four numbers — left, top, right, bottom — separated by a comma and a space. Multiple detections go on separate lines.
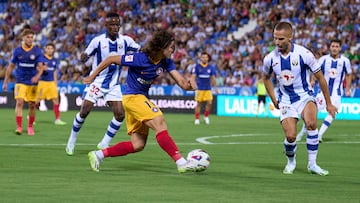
102, 141, 135, 157
204, 110, 210, 117
16, 116, 22, 128
54, 104, 60, 120
156, 130, 182, 161
28, 116, 35, 127
195, 112, 200, 119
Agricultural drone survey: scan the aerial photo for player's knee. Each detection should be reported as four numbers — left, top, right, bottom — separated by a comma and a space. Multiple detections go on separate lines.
286, 135, 296, 143
114, 112, 125, 122
305, 121, 317, 130
79, 111, 90, 118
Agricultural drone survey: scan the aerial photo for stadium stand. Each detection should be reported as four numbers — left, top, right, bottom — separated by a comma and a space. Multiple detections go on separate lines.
0, 0, 359, 88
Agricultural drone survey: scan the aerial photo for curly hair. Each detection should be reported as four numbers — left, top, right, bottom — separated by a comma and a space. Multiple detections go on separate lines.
141, 30, 174, 59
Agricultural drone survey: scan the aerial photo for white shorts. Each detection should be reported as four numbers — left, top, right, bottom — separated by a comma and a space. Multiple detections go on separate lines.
83, 83, 122, 104
315, 92, 341, 111
279, 95, 316, 122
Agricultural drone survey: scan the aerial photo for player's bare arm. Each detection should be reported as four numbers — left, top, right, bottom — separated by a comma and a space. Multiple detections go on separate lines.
263, 74, 278, 109
170, 70, 197, 91
32, 62, 47, 83
2, 62, 16, 92
345, 74, 352, 96
83, 54, 122, 84
211, 76, 219, 94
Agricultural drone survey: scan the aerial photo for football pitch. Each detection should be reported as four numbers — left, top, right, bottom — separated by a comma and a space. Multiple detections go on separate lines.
0, 109, 359, 203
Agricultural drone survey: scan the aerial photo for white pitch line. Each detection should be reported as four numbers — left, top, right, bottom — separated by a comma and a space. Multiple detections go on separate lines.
1, 134, 360, 147
196, 133, 360, 145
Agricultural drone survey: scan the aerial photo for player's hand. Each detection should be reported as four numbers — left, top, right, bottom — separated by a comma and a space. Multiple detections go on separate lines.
82, 76, 93, 84
273, 100, 279, 109
326, 104, 338, 118
2, 82, 7, 92
345, 90, 351, 97
188, 79, 197, 90
214, 86, 219, 94
31, 76, 40, 83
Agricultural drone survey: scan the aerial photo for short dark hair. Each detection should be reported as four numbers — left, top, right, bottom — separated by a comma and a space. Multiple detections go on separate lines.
106, 12, 119, 19
330, 38, 341, 46
46, 42, 55, 48
201, 52, 211, 61
274, 21, 293, 33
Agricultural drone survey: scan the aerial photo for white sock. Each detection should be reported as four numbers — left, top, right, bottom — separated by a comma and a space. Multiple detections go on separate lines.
99, 118, 122, 146
176, 157, 187, 166
319, 115, 334, 138
307, 129, 319, 166
95, 150, 104, 160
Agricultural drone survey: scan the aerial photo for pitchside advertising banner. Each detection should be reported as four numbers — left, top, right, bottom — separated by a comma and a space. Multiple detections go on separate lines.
217, 95, 360, 120
1, 83, 359, 120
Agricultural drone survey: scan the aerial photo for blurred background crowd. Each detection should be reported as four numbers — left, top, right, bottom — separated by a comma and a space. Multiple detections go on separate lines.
0, 0, 359, 89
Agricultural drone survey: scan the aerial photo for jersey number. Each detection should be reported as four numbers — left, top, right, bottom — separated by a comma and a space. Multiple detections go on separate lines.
90, 84, 100, 96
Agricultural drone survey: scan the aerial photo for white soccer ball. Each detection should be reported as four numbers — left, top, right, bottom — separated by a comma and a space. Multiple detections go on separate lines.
187, 149, 211, 172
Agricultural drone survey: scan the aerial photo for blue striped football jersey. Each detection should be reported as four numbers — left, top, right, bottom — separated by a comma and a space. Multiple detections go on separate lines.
318, 54, 352, 96
263, 43, 321, 104
85, 33, 140, 89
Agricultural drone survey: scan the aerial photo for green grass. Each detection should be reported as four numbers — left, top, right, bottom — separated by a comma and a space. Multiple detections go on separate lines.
0, 109, 359, 203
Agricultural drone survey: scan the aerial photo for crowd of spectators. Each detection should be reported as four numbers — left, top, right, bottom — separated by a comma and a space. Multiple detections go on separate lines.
0, 0, 359, 89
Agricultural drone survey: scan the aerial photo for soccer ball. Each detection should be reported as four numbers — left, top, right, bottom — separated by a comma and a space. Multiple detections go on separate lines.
187, 149, 211, 172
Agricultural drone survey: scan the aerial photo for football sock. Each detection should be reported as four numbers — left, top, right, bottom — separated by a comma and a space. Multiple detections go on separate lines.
319, 115, 334, 138
100, 117, 122, 146
102, 141, 134, 157
156, 130, 182, 162
204, 110, 210, 117
176, 157, 187, 166
95, 150, 104, 160
306, 129, 319, 166
28, 116, 35, 127
195, 112, 200, 119
284, 138, 296, 162
54, 104, 60, 120
70, 112, 85, 139
16, 116, 22, 128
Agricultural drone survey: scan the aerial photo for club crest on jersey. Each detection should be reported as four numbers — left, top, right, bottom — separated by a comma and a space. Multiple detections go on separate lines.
118, 44, 123, 49
30, 54, 36, 60
152, 107, 159, 112
279, 70, 295, 86
329, 69, 338, 78
291, 59, 299, 66
125, 55, 134, 62
281, 106, 289, 115
156, 67, 164, 75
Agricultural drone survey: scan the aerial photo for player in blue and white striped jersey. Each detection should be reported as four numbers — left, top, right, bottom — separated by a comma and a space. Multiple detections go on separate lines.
65, 12, 140, 155
263, 22, 337, 176
297, 39, 352, 142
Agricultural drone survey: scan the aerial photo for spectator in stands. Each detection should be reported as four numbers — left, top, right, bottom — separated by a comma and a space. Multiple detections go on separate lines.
0, 0, 359, 87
